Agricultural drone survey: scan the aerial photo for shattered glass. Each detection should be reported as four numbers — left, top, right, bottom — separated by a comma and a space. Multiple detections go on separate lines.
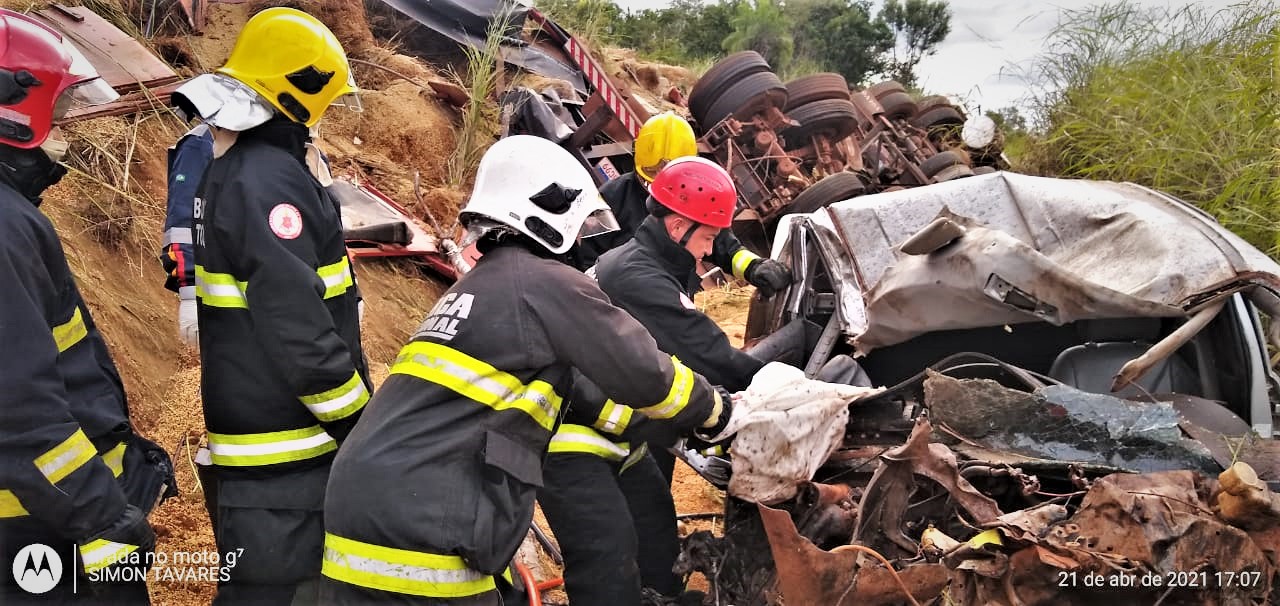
925, 373, 1220, 473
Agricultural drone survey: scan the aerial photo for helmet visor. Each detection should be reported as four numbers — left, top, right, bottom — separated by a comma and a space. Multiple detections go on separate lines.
578, 207, 620, 240
330, 92, 363, 113
53, 77, 119, 120
53, 43, 118, 120
330, 72, 362, 113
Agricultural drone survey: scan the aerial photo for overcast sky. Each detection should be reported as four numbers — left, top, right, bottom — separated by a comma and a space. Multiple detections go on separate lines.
611, 0, 1188, 115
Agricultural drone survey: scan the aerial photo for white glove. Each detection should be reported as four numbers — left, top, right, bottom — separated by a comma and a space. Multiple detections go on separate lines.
358, 299, 365, 323
178, 297, 199, 347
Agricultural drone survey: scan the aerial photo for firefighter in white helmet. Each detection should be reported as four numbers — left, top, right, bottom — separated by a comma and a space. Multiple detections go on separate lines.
321, 135, 735, 604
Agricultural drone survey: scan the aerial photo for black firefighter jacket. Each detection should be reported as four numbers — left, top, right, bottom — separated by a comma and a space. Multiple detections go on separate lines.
596, 216, 765, 392
0, 180, 139, 547
578, 171, 761, 278
194, 119, 369, 478
324, 243, 722, 580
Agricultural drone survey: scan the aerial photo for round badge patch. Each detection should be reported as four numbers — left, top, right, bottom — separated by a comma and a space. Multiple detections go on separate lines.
269, 203, 303, 240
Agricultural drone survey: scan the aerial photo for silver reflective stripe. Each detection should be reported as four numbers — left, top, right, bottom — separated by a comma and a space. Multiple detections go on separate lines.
325, 549, 489, 585
163, 227, 193, 246
601, 402, 626, 433
550, 430, 630, 459
322, 266, 352, 290
207, 431, 335, 459
80, 539, 138, 573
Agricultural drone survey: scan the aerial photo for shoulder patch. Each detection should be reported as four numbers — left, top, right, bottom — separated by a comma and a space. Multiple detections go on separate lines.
679, 292, 697, 310
268, 203, 303, 240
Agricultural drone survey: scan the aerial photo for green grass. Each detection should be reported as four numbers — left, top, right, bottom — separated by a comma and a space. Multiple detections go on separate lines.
1026, 1, 1280, 254
445, 10, 510, 188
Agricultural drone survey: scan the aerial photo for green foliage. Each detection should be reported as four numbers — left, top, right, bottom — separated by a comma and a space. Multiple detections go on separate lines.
791, 0, 894, 86
535, 0, 947, 90
722, 0, 794, 70
985, 106, 1028, 134
447, 11, 511, 188
880, 0, 951, 87
1029, 1, 1280, 254
536, 0, 625, 45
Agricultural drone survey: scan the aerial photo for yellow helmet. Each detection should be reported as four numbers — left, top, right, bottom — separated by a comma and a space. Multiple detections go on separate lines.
634, 112, 697, 183
216, 7, 358, 127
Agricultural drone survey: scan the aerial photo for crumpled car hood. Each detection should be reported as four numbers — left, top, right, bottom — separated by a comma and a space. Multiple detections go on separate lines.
782, 172, 1280, 353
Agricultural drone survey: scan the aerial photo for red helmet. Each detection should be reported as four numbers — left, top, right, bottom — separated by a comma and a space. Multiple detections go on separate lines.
648, 156, 736, 229
0, 9, 114, 148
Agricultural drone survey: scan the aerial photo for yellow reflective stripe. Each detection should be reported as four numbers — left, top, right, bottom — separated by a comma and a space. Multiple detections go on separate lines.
206, 425, 337, 467
318, 257, 355, 299
593, 400, 633, 436
102, 442, 126, 478
195, 266, 248, 309
637, 357, 694, 420
389, 342, 561, 431
35, 429, 97, 485
322, 532, 497, 598
731, 249, 759, 280
0, 490, 29, 518
52, 307, 88, 353
548, 424, 630, 460
79, 539, 139, 573
299, 372, 369, 422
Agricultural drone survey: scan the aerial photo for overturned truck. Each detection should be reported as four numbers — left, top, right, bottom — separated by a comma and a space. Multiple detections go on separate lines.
679, 172, 1280, 605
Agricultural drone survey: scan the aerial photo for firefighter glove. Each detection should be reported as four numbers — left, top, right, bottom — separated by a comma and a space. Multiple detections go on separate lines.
78, 504, 156, 576
696, 386, 734, 442
178, 296, 199, 347
745, 258, 792, 297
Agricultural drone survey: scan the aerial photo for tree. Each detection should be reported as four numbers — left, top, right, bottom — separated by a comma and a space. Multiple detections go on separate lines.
986, 106, 1028, 134
537, 0, 625, 44
791, 0, 894, 85
722, 0, 794, 70
879, 0, 951, 87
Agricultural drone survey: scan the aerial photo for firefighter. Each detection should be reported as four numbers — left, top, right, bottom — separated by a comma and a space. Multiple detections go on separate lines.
539, 386, 696, 605
159, 116, 213, 347
184, 8, 370, 603
540, 158, 762, 604
320, 134, 733, 605
0, 9, 176, 603
577, 111, 792, 301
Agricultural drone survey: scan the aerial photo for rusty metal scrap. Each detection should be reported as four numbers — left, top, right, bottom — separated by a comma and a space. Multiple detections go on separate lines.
852, 415, 1003, 558
759, 504, 948, 606
747, 405, 1279, 606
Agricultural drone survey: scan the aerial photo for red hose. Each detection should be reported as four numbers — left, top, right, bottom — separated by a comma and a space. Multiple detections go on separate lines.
513, 562, 564, 606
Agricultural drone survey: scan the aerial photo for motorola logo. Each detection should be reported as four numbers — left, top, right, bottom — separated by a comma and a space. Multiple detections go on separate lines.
12, 543, 62, 594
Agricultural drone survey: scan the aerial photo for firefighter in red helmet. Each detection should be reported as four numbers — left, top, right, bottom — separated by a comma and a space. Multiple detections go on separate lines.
0, 8, 175, 604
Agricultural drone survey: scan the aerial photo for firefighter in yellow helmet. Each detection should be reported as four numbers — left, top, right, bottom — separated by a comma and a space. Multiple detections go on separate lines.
171, 8, 370, 603
576, 114, 789, 474
576, 113, 791, 302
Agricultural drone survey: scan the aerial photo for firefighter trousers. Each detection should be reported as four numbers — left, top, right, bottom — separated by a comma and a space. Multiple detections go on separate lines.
538, 451, 682, 606
207, 464, 329, 605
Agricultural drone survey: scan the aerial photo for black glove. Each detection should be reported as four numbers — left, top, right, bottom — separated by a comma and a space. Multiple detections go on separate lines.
744, 258, 792, 297
695, 387, 734, 442
79, 505, 156, 577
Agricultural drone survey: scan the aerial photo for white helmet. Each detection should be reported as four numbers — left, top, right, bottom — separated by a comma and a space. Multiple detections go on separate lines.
460, 135, 618, 255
